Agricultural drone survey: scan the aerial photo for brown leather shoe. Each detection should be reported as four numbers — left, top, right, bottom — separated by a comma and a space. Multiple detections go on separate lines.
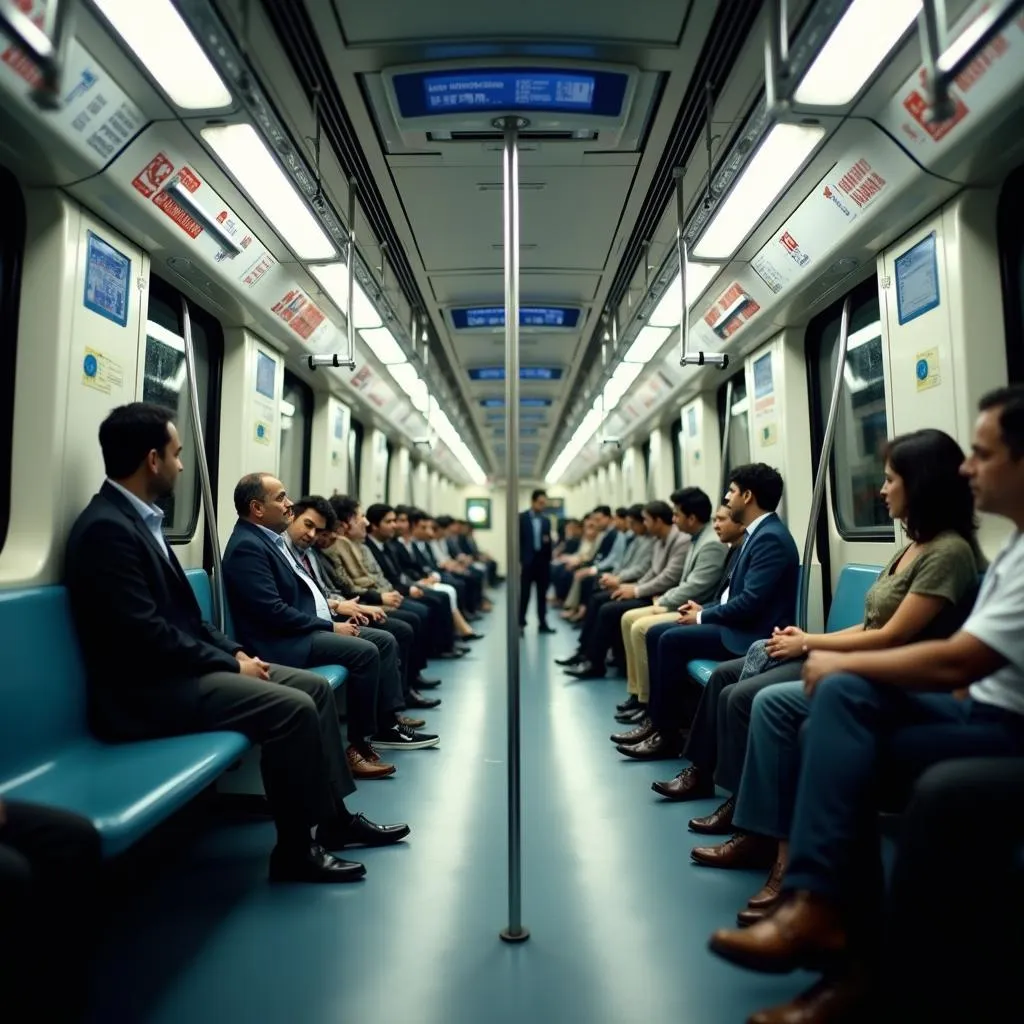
652, 765, 716, 802
616, 730, 685, 760
610, 717, 653, 745
346, 744, 396, 779
397, 715, 426, 729
737, 905, 772, 927
747, 971, 870, 1023
749, 854, 786, 908
692, 833, 778, 870
688, 795, 735, 831
709, 891, 847, 974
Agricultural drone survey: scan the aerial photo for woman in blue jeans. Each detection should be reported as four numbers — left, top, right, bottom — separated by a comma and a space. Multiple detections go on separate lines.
691, 428, 985, 919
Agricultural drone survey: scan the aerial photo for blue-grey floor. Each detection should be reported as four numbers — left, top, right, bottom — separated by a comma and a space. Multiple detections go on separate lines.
87, 598, 812, 1023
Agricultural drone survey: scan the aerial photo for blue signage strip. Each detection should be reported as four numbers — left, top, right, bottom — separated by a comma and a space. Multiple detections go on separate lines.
468, 366, 562, 381
393, 68, 628, 118
451, 305, 580, 329
480, 397, 553, 408
895, 232, 940, 325
83, 231, 131, 328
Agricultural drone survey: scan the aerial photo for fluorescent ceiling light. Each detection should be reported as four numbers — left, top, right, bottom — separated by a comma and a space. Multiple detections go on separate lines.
794, 0, 921, 106
387, 363, 429, 412
623, 325, 672, 363
692, 123, 825, 260
603, 362, 644, 410
308, 263, 383, 330
359, 326, 406, 365
93, 0, 232, 110
648, 263, 722, 326
201, 124, 335, 260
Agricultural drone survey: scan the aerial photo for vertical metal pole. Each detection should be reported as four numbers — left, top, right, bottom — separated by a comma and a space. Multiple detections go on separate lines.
180, 296, 225, 632
344, 178, 358, 367
497, 114, 529, 944
674, 171, 689, 363
797, 295, 852, 630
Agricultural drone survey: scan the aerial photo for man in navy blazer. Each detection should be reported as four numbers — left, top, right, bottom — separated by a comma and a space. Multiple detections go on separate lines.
65, 403, 407, 885
519, 489, 555, 633
618, 463, 799, 760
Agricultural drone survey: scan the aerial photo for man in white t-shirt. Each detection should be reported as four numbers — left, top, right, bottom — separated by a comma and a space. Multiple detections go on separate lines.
708, 384, 1024, 990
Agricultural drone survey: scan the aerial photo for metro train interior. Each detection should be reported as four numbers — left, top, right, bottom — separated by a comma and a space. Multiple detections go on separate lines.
2, 0, 1024, 1021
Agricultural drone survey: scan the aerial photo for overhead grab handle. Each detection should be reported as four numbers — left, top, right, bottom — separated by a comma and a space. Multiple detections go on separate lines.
920, 0, 1024, 121
675, 171, 728, 371
797, 294, 852, 631
311, 179, 359, 372
0, 0, 76, 110
163, 178, 242, 260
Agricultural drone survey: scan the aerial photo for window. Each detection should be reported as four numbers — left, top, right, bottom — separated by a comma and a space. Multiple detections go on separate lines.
998, 163, 1024, 383
0, 167, 25, 556
144, 276, 223, 541
717, 372, 751, 496
807, 277, 892, 538
279, 370, 312, 500
348, 416, 364, 497
671, 427, 684, 490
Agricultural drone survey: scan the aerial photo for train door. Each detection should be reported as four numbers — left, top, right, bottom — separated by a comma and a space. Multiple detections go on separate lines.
279, 369, 313, 501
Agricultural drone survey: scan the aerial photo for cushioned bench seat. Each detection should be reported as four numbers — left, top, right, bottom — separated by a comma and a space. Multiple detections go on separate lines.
185, 569, 348, 691
0, 586, 250, 857
684, 563, 882, 687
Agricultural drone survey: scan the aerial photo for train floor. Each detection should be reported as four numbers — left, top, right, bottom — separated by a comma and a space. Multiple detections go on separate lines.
86, 594, 813, 1023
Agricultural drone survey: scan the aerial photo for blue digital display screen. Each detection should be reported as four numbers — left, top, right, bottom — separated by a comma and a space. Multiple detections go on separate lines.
392, 68, 628, 118
451, 306, 580, 330
480, 397, 553, 408
468, 366, 562, 381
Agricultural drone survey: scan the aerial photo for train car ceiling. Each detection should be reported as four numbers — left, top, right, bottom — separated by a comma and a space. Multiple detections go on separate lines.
2, 0, 1023, 488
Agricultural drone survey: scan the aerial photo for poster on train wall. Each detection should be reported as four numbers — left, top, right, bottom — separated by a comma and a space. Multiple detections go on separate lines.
703, 282, 761, 339
0, 6, 145, 168
881, 3, 1024, 157
271, 287, 327, 341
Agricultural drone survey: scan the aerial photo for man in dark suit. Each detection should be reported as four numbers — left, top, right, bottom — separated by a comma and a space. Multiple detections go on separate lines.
620, 463, 800, 760
65, 403, 407, 885
222, 475, 439, 774
520, 488, 555, 633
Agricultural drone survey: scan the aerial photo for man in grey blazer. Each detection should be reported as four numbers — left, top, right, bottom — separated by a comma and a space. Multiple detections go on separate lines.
564, 500, 688, 680
615, 492, 737, 720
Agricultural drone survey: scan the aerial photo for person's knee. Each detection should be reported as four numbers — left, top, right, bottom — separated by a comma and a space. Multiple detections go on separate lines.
814, 671, 876, 710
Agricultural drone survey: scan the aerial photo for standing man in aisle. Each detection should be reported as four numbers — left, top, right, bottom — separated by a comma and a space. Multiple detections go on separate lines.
519, 489, 554, 634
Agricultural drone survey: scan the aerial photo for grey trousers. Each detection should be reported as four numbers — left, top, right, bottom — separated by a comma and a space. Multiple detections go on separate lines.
682, 656, 803, 793
163, 665, 356, 834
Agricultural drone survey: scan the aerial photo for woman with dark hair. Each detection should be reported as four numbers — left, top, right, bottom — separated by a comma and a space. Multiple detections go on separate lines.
661, 428, 986, 912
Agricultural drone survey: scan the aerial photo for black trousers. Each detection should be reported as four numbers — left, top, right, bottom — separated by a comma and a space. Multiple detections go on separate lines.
371, 613, 418, 696
408, 591, 455, 655
386, 606, 429, 677
0, 801, 101, 1021
519, 557, 550, 627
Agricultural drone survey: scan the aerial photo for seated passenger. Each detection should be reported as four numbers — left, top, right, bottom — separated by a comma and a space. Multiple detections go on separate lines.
657, 431, 983, 876
618, 464, 799, 760
707, 386, 1024, 1021
65, 403, 407, 883
610, 502, 740, 729
222, 474, 438, 780
0, 799, 101, 1020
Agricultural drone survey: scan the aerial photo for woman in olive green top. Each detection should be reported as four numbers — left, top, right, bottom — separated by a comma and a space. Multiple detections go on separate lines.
678, 428, 986, 919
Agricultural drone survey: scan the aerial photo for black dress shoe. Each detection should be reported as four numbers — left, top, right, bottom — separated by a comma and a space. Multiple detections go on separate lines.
319, 813, 411, 850
555, 652, 584, 666
455, 645, 471, 655
414, 675, 442, 688
407, 690, 442, 708
614, 705, 645, 723
565, 661, 606, 680
269, 843, 366, 883
616, 695, 641, 713
461, 632, 485, 641
538, 624, 557, 634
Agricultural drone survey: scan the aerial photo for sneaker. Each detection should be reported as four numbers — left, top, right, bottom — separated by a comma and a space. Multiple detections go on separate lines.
369, 723, 440, 750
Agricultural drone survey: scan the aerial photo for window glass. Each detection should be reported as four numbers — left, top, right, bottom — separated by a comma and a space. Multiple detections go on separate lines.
717, 373, 750, 496
998, 163, 1024, 382
279, 370, 312, 500
143, 277, 222, 540
809, 279, 892, 537
348, 416, 364, 497
0, 167, 25, 556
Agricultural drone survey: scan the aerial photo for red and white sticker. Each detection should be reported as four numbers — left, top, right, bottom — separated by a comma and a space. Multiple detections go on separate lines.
703, 282, 761, 340
1, 0, 43, 89
832, 157, 888, 212
131, 153, 204, 238
132, 153, 174, 198
271, 288, 326, 341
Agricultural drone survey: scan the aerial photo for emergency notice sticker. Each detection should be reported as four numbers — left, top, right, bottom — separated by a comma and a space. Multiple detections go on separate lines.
271, 288, 327, 341
132, 153, 204, 239
703, 282, 761, 341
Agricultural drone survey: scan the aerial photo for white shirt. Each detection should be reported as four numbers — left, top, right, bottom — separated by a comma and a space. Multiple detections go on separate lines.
107, 479, 168, 559
698, 511, 772, 622
966, 532, 1024, 716
282, 534, 333, 623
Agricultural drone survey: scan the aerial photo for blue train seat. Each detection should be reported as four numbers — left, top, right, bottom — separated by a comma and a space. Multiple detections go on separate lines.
183, 568, 348, 691
0, 586, 249, 857
685, 562, 882, 687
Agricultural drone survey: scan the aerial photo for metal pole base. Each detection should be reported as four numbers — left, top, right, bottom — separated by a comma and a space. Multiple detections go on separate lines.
499, 926, 531, 943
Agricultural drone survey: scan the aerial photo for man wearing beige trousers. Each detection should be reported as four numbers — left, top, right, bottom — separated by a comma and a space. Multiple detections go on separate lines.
616, 497, 742, 723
